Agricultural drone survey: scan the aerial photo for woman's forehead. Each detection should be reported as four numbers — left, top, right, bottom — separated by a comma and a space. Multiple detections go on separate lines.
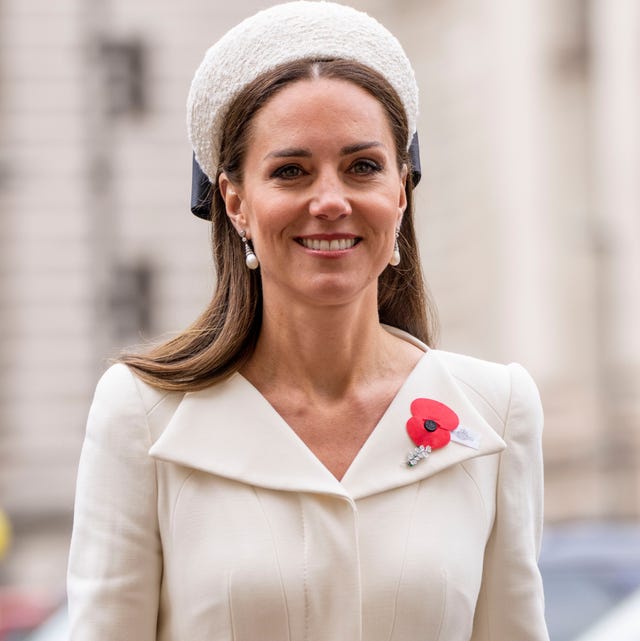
247, 78, 396, 154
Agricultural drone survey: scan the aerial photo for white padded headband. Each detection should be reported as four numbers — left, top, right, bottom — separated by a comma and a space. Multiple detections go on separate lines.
187, 1, 419, 181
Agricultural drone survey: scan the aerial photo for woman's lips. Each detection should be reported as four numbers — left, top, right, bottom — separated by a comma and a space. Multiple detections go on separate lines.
297, 237, 360, 251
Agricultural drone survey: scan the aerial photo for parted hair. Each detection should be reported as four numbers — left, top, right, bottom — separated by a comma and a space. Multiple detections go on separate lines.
121, 59, 437, 391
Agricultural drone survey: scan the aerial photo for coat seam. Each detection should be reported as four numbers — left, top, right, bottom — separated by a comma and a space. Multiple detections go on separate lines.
128, 368, 157, 456
125, 364, 172, 418
450, 373, 504, 424
387, 481, 421, 640
484, 365, 515, 641
299, 496, 310, 641
460, 462, 489, 533
170, 470, 197, 545
126, 365, 161, 522
433, 568, 448, 641
146, 391, 172, 416
228, 573, 237, 641
253, 488, 292, 641
127, 366, 164, 638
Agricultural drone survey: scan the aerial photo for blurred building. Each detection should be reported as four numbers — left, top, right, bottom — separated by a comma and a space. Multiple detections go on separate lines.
0, 0, 638, 597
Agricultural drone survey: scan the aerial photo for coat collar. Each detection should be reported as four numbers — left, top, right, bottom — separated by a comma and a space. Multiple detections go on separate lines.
149, 336, 506, 501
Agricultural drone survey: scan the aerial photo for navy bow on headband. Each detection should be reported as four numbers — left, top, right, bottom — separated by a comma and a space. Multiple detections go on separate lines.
190, 132, 422, 220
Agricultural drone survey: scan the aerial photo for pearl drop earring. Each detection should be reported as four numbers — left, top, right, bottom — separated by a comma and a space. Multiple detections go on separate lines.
240, 230, 259, 270
389, 228, 401, 266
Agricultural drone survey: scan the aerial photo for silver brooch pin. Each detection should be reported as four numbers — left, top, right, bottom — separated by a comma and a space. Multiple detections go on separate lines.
406, 444, 432, 467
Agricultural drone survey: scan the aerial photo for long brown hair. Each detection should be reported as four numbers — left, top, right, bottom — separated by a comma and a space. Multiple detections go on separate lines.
121, 59, 438, 391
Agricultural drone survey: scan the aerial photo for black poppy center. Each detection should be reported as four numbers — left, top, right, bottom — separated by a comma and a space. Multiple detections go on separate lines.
423, 419, 438, 432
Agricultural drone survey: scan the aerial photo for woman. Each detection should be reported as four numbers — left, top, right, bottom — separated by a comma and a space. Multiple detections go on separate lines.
67, 2, 549, 640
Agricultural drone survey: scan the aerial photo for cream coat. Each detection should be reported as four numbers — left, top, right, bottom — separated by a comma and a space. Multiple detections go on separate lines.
67, 329, 549, 641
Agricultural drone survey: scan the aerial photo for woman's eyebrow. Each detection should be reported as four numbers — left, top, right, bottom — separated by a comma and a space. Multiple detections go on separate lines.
264, 141, 384, 161
341, 141, 383, 155
264, 147, 312, 160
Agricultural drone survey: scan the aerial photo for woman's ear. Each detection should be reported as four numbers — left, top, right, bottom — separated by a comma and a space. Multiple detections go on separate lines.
219, 172, 247, 233
398, 163, 408, 218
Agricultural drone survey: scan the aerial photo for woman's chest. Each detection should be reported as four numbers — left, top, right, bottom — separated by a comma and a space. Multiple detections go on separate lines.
156, 461, 494, 641
257, 386, 401, 481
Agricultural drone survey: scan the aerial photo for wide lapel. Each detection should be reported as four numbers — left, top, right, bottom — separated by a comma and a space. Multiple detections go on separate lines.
341, 349, 507, 500
149, 372, 348, 499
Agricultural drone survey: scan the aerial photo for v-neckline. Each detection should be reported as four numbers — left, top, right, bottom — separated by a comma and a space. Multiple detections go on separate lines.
149, 328, 507, 500
235, 347, 431, 482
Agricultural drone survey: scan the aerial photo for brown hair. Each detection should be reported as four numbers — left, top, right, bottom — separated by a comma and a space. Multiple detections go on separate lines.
121, 59, 438, 391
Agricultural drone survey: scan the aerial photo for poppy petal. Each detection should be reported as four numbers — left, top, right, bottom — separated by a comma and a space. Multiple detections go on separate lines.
409, 398, 459, 432
406, 417, 454, 451
407, 416, 430, 447
426, 428, 452, 450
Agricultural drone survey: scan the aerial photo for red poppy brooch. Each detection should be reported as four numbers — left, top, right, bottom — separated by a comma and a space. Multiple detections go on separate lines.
405, 398, 482, 466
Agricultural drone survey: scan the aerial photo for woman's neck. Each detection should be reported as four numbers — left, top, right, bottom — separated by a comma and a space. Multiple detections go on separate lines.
242, 293, 402, 400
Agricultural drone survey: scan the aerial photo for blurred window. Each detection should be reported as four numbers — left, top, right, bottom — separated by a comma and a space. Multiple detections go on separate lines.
553, 0, 590, 73
99, 38, 147, 117
109, 260, 154, 341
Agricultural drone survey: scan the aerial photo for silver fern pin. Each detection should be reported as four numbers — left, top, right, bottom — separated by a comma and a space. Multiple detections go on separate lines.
406, 444, 432, 467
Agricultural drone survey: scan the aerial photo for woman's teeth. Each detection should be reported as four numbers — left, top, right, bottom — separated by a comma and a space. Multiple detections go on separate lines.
299, 238, 357, 251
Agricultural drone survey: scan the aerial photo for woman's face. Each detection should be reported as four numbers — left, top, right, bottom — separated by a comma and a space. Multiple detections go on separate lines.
220, 77, 407, 311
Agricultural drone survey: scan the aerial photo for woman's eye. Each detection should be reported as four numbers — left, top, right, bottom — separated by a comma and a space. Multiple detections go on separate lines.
272, 164, 305, 179
350, 159, 383, 175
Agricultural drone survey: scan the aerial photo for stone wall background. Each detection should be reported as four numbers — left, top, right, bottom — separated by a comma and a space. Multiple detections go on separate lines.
0, 0, 638, 597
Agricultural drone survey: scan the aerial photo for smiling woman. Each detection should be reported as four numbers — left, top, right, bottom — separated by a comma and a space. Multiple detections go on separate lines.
220, 75, 407, 312
67, 3, 550, 641
120, 54, 432, 393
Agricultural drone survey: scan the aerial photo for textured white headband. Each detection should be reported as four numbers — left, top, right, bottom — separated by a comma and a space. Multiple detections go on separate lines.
187, 0, 419, 182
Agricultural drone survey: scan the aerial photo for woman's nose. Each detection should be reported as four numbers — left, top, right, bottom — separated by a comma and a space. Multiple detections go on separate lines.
308, 172, 352, 220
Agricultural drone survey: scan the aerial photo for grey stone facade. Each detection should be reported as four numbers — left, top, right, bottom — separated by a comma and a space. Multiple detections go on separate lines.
0, 0, 638, 593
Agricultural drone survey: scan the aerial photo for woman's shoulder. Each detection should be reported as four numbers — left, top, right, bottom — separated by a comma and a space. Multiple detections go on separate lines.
90, 363, 186, 441
93, 362, 177, 407
384, 326, 541, 425
429, 348, 542, 430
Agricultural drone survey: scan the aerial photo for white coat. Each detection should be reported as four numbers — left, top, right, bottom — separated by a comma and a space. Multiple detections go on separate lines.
67, 329, 549, 641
